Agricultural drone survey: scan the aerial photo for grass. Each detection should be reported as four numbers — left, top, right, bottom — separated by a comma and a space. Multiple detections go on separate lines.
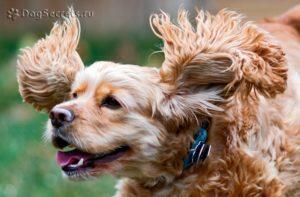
0, 32, 162, 197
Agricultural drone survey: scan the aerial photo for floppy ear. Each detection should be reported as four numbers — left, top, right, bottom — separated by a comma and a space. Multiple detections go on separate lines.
17, 9, 84, 112
151, 9, 287, 121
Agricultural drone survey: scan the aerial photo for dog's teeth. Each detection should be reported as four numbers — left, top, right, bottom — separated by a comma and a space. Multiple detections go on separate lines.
69, 158, 84, 168
78, 158, 84, 166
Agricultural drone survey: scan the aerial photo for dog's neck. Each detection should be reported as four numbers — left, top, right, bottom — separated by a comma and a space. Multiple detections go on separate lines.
123, 123, 210, 192
118, 92, 291, 195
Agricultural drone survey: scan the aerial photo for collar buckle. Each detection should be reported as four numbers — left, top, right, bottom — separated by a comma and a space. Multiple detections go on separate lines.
183, 128, 211, 169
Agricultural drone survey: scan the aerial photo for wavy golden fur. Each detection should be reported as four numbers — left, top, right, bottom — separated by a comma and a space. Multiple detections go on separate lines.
17, 8, 84, 112
17, 6, 300, 196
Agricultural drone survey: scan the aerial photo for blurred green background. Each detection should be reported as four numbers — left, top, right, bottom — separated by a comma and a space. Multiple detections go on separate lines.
0, 0, 299, 196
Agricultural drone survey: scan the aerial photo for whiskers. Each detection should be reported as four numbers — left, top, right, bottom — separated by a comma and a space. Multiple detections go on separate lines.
62, 169, 95, 181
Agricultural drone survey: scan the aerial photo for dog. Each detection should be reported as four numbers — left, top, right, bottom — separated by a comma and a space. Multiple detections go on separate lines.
16, 6, 300, 196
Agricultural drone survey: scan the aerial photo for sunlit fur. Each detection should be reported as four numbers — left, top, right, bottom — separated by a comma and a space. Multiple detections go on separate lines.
17, 8, 84, 112
17, 6, 300, 196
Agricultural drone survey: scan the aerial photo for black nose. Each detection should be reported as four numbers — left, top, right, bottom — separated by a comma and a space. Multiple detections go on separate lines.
49, 107, 75, 128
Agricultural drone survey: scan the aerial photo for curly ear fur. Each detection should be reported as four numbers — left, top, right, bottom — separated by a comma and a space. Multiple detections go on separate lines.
151, 9, 287, 99
17, 8, 84, 112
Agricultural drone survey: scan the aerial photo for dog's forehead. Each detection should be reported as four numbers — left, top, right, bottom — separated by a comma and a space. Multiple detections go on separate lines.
70, 61, 161, 110
72, 61, 160, 93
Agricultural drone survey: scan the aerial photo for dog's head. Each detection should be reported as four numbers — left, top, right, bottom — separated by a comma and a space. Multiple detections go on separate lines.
17, 9, 287, 182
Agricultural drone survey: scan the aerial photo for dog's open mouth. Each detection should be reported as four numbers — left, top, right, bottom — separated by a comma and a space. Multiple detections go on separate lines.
53, 136, 130, 174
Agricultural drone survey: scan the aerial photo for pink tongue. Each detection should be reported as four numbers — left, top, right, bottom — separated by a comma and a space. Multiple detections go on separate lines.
56, 149, 94, 167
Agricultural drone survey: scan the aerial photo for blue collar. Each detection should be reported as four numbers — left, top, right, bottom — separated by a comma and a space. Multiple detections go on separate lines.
183, 128, 211, 169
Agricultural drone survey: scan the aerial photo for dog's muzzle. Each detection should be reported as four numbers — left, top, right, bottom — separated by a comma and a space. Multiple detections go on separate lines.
49, 107, 75, 128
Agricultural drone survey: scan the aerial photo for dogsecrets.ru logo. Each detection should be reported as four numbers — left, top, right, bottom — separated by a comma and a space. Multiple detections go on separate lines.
6, 8, 94, 21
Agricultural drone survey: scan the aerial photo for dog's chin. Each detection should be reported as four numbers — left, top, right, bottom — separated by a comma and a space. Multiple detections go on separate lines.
52, 135, 130, 181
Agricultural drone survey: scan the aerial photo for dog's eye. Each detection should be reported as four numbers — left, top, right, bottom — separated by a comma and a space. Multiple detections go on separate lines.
72, 92, 78, 99
101, 96, 121, 109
